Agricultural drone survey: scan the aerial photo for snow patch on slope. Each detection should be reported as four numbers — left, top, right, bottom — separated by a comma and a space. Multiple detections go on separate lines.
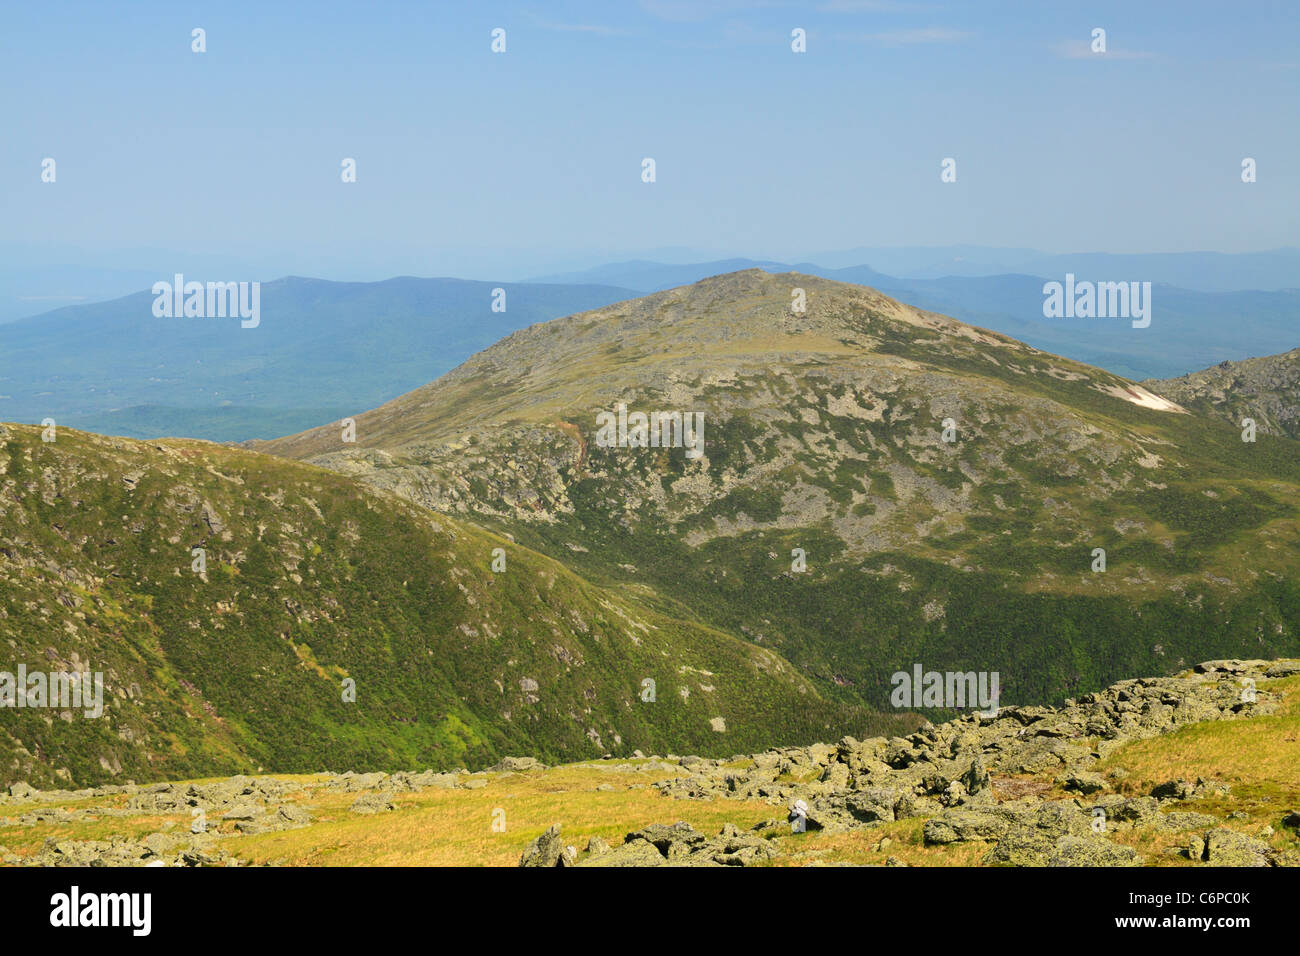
1097, 383, 1187, 413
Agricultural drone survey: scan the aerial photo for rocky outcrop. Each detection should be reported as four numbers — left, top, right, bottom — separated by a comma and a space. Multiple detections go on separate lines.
922, 802, 1148, 866
1197, 828, 1273, 867
1, 767, 479, 813
514, 659, 1296, 868
525, 821, 783, 867
349, 794, 396, 815
652, 660, 1278, 835
1145, 347, 1300, 440
519, 825, 572, 867
489, 757, 547, 773
23, 832, 235, 868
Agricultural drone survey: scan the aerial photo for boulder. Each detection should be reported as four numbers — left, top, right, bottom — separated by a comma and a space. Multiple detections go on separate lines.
1202, 828, 1270, 867
1091, 795, 1160, 828
219, 803, 261, 821
1160, 811, 1219, 831
519, 824, 565, 867
348, 793, 396, 815
923, 808, 1023, 845
1151, 779, 1196, 800
490, 757, 546, 773
628, 822, 708, 853
410, 771, 459, 789
578, 836, 665, 867
1048, 835, 1143, 867
1062, 773, 1108, 795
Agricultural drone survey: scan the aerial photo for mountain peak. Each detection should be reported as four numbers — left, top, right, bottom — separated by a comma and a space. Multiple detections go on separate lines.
257, 271, 1170, 461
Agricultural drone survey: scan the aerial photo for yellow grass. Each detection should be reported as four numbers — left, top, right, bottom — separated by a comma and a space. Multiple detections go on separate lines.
3, 681, 1298, 866
228, 767, 776, 867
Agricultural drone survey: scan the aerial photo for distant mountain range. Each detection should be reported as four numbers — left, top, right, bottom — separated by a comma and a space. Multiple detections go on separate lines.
786, 246, 1300, 291
3, 253, 1296, 443
6, 247, 1293, 327
0, 277, 635, 441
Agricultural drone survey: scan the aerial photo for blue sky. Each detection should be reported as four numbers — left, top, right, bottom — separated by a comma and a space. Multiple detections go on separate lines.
4, 0, 1298, 279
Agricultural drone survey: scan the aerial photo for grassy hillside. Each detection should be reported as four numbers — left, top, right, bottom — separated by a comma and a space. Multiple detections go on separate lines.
0, 422, 909, 789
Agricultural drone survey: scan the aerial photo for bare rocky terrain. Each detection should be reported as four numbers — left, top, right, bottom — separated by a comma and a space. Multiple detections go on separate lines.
1146, 347, 1300, 440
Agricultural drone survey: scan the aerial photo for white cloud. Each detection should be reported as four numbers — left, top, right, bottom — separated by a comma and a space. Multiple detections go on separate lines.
860, 27, 972, 46
1053, 40, 1156, 60
530, 19, 632, 36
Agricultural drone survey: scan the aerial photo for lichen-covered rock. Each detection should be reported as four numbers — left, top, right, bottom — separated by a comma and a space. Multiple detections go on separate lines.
1048, 836, 1144, 867
1201, 828, 1271, 867
1159, 811, 1220, 831
489, 757, 547, 773
578, 836, 666, 867
519, 824, 565, 867
349, 793, 396, 815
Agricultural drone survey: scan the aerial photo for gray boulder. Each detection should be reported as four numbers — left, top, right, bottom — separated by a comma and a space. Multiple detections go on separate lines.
578, 836, 665, 867
1201, 828, 1270, 866
490, 757, 547, 773
519, 824, 565, 867
349, 793, 396, 815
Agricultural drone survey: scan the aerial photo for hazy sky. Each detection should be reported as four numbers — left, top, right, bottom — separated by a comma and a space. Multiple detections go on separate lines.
5, 1, 1298, 278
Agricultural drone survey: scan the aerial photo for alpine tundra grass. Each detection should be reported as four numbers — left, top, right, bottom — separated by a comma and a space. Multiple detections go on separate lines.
3, 664, 1296, 867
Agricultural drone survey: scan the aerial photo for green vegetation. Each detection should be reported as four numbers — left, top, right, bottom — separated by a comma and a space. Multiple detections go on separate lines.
0, 424, 909, 789
267, 271, 1298, 723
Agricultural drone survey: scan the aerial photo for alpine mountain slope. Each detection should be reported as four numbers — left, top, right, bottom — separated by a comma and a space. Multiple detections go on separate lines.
0, 421, 911, 789
259, 270, 1300, 714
